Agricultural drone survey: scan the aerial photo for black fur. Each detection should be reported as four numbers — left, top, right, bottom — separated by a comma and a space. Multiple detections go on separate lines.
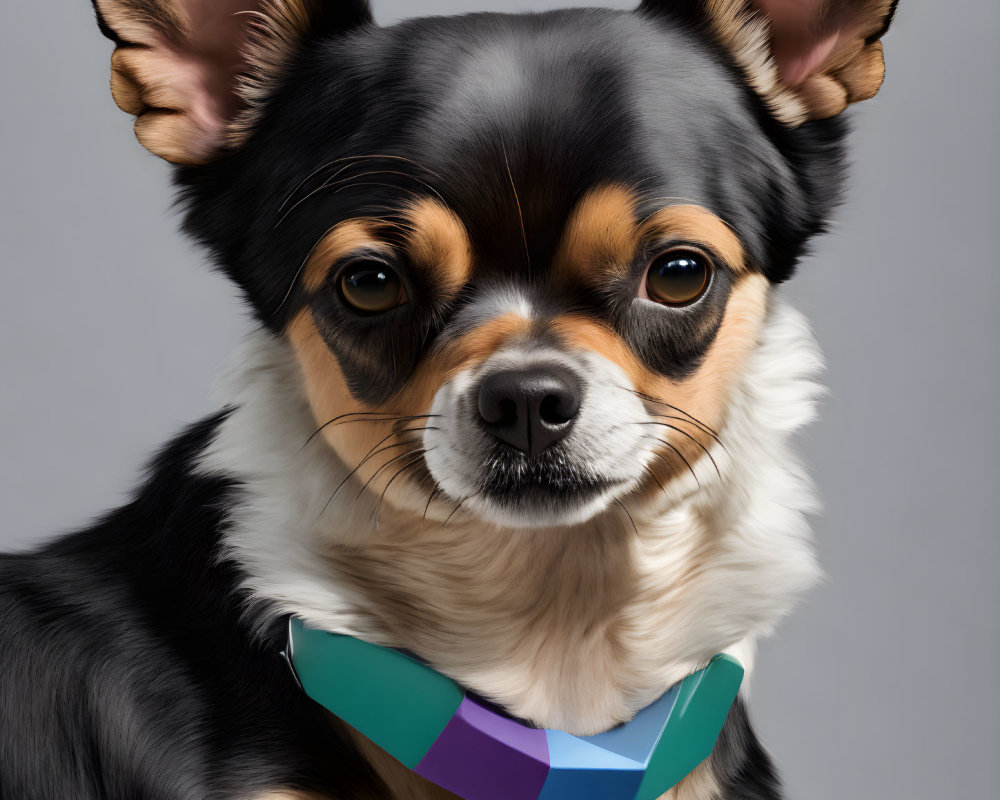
712, 698, 785, 799
0, 416, 391, 799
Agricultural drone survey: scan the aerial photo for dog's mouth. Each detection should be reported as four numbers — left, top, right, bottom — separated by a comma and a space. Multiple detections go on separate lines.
460, 447, 632, 528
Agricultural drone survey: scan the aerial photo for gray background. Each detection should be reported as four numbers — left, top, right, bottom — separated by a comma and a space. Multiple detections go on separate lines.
1, 0, 996, 796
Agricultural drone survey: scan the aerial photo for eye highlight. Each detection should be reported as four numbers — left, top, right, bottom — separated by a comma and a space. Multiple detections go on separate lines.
338, 257, 406, 314
643, 247, 712, 306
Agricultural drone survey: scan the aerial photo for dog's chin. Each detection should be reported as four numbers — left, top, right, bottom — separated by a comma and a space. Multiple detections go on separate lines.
423, 443, 644, 529
465, 478, 632, 529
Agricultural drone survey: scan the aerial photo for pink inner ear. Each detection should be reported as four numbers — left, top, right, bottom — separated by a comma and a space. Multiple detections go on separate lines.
752, 0, 843, 87
138, 0, 261, 157
771, 29, 841, 87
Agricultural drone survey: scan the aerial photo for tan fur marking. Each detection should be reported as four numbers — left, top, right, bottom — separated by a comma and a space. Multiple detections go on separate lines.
641, 205, 748, 275
95, 1, 185, 44
108, 50, 144, 115
555, 184, 640, 282
549, 315, 649, 387
838, 40, 886, 102
402, 198, 473, 294
556, 186, 748, 288
797, 73, 850, 120
300, 219, 384, 293
286, 310, 382, 473
252, 791, 333, 800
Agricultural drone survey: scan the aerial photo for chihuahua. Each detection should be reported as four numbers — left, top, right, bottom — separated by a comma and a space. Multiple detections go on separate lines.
0, 1, 897, 798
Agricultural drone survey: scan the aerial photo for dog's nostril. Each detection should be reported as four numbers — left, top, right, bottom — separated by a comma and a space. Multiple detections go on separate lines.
477, 367, 582, 457
496, 398, 519, 426
539, 390, 577, 426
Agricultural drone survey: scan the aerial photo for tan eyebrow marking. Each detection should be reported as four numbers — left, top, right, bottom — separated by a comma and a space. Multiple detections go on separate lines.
639, 205, 747, 275
554, 184, 640, 283
553, 185, 749, 286
301, 219, 383, 293
298, 198, 472, 299
402, 197, 473, 294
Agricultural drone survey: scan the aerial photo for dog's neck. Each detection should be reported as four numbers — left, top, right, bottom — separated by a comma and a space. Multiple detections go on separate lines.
199, 297, 820, 737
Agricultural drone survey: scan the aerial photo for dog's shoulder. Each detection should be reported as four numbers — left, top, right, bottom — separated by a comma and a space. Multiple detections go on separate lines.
0, 412, 394, 800
0, 414, 231, 799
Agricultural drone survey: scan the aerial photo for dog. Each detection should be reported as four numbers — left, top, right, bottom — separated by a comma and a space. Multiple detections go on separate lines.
0, 1, 897, 798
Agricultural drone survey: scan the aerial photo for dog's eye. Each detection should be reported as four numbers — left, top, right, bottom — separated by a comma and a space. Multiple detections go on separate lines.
643, 247, 712, 306
339, 259, 406, 314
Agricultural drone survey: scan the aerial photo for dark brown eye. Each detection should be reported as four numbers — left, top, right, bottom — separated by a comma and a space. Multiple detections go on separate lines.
644, 248, 712, 306
339, 259, 405, 314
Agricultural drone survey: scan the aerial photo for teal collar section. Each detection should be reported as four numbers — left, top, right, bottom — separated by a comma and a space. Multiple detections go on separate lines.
284, 618, 743, 800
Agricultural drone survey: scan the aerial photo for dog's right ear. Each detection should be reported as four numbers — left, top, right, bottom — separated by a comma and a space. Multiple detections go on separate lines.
639, 0, 898, 125
92, 1, 373, 164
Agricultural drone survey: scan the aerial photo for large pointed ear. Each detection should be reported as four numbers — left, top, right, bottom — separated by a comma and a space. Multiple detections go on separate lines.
92, 0, 373, 164
639, 0, 898, 125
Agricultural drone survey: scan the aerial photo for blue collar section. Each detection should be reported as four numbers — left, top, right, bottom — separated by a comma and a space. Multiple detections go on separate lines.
284, 618, 743, 800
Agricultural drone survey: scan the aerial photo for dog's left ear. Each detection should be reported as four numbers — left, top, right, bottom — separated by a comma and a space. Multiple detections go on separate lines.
92, 1, 373, 164
639, 0, 898, 125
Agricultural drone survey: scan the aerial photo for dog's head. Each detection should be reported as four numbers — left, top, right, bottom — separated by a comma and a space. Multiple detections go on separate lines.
93, 0, 895, 530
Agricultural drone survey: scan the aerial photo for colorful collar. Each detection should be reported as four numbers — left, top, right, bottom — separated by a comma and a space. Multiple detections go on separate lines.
284, 618, 742, 800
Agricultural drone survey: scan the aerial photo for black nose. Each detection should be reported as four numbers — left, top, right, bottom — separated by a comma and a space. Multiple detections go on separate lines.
477, 367, 581, 457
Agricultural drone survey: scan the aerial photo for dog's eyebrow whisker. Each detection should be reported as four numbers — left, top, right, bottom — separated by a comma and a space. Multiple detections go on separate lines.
373, 218, 419, 238
323, 153, 446, 181
274, 152, 446, 222
634, 421, 722, 480
273, 178, 433, 312
276, 177, 430, 238
500, 139, 530, 277
275, 169, 419, 229
274, 161, 357, 223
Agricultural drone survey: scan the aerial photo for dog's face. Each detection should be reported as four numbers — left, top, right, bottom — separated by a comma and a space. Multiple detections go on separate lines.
94, 0, 895, 530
